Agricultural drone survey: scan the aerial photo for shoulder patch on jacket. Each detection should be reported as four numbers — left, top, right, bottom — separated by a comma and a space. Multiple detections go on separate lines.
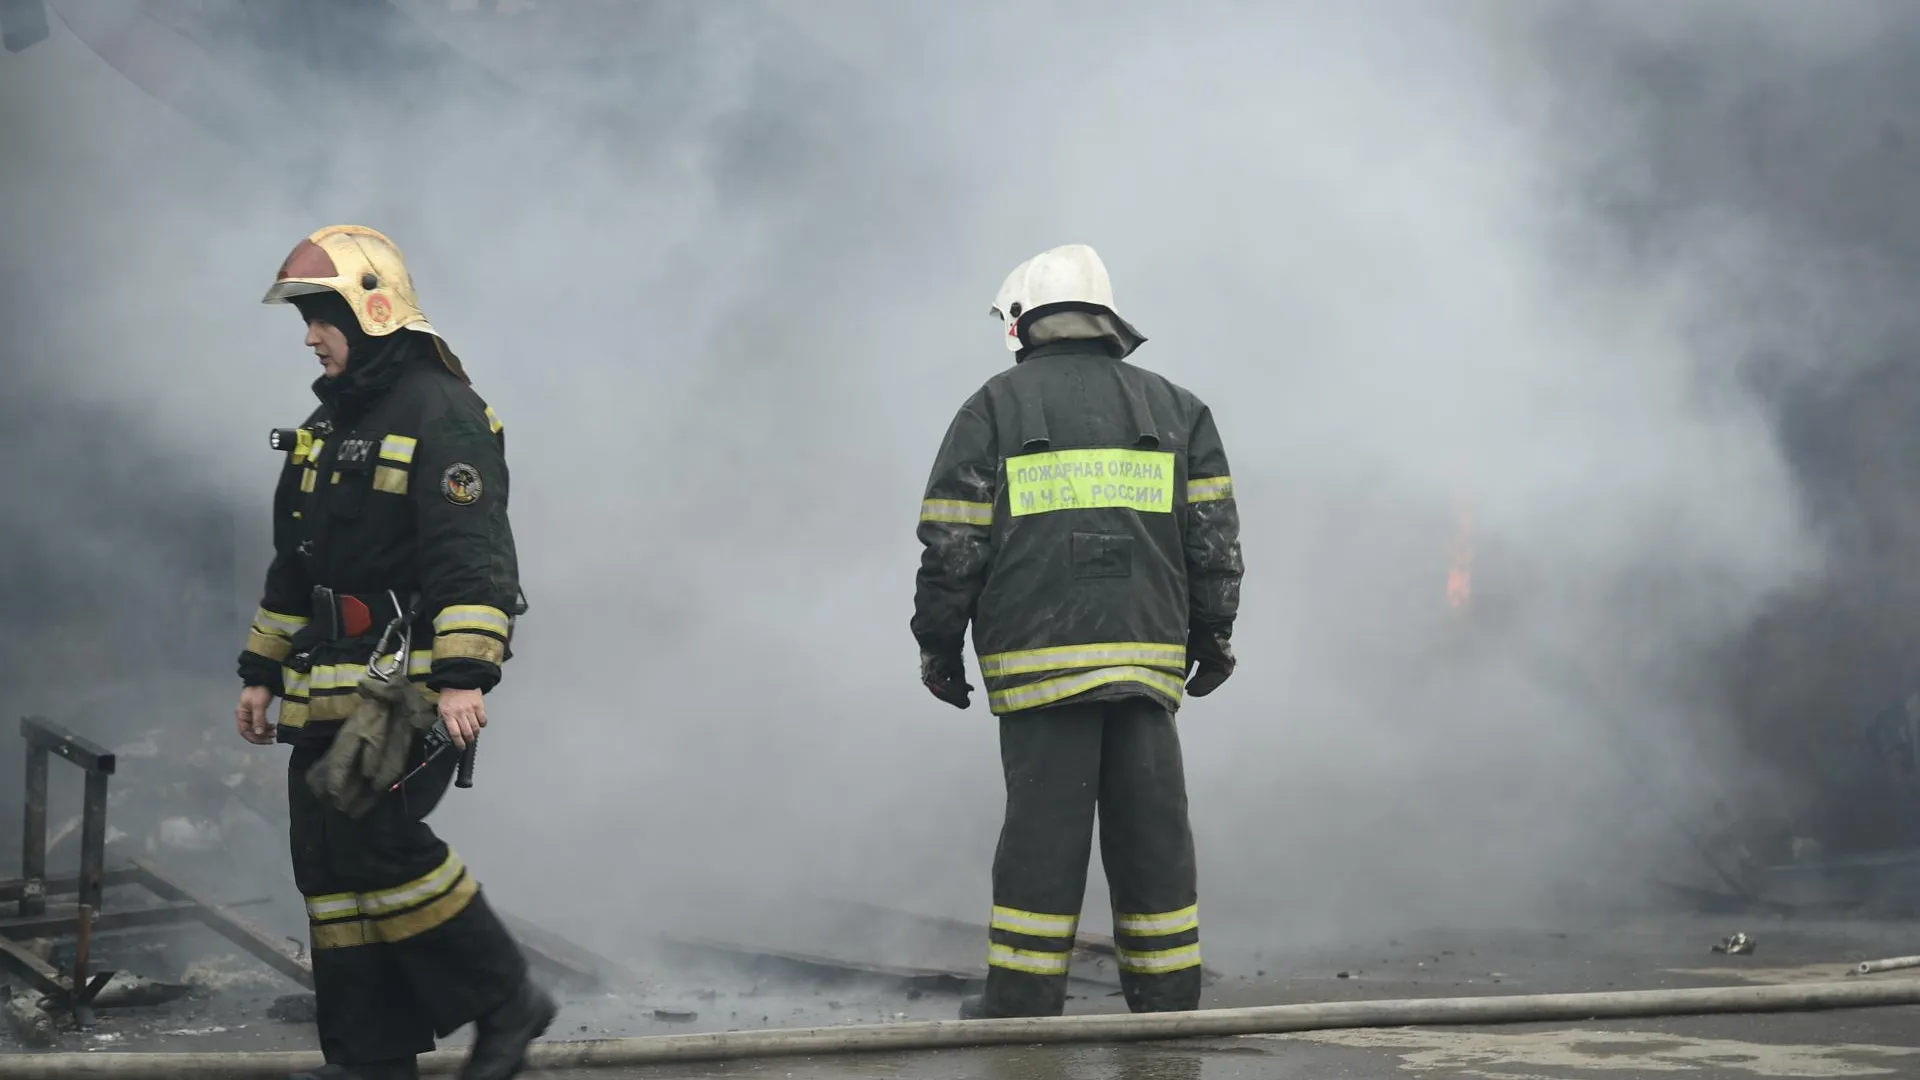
441, 462, 484, 505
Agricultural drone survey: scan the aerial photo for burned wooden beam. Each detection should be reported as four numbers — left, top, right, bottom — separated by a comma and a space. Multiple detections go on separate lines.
0, 867, 142, 906
0, 930, 67, 998
0, 900, 201, 939
19, 731, 46, 918
127, 859, 312, 991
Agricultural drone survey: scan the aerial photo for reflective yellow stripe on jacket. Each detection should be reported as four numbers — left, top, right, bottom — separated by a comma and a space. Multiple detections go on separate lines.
978, 640, 1187, 715
432, 604, 511, 666
278, 649, 436, 729
243, 606, 310, 663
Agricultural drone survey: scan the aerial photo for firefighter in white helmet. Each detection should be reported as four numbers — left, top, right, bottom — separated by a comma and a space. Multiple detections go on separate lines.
911, 243, 1244, 1018
233, 225, 553, 1080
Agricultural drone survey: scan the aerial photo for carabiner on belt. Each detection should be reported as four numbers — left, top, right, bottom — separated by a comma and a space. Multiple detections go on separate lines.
366, 589, 412, 682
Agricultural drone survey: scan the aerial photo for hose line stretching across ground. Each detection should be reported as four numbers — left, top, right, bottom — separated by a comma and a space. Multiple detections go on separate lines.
6, 976, 1920, 1079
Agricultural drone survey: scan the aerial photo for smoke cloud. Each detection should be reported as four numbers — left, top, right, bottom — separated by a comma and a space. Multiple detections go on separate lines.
8, 0, 1908, 968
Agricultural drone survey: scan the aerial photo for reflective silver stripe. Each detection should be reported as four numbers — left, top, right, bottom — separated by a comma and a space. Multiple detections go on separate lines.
1187, 475, 1234, 503
307, 665, 362, 693
1117, 943, 1203, 974
282, 669, 312, 697
434, 605, 511, 636
989, 666, 1185, 713
253, 607, 309, 637
988, 943, 1072, 976
1114, 905, 1198, 935
378, 434, 418, 464
979, 642, 1186, 679
307, 651, 434, 692
360, 853, 465, 916
304, 895, 360, 920
991, 905, 1078, 939
920, 498, 993, 526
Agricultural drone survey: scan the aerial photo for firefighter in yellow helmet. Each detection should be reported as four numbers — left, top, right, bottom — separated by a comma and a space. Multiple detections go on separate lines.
231, 225, 554, 1080
912, 244, 1244, 1019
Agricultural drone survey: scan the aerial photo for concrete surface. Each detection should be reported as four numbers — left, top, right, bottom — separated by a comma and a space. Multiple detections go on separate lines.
9, 913, 1920, 1078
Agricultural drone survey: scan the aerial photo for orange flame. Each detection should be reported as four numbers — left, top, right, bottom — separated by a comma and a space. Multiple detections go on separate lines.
1447, 499, 1473, 611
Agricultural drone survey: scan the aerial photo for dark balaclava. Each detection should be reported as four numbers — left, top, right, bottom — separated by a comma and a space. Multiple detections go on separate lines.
291, 289, 429, 423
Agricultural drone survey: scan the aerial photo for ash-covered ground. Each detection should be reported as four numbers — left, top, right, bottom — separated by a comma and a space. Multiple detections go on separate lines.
9, 909, 1920, 1080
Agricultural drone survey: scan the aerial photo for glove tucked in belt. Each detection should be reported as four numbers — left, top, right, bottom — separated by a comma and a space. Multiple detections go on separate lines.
306, 676, 442, 818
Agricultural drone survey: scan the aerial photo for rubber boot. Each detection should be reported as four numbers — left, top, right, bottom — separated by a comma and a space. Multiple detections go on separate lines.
460, 977, 557, 1080
288, 1059, 419, 1080
958, 994, 989, 1020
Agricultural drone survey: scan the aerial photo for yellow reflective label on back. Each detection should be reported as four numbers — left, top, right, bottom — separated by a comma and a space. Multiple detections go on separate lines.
1006, 448, 1176, 517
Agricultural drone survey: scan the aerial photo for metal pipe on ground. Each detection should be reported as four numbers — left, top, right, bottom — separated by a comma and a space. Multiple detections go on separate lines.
1855, 955, 1920, 975
6, 976, 1920, 1079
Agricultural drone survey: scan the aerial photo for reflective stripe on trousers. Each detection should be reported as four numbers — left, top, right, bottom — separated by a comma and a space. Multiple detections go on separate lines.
1114, 904, 1202, 974
304, 850, 478, 950
986, 904, 1080, 978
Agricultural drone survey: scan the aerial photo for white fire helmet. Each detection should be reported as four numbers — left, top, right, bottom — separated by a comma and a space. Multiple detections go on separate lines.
988, 243, 1143, 354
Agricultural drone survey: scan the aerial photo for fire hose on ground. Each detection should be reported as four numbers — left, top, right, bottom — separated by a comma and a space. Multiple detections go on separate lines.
5, 976, 1920, 1079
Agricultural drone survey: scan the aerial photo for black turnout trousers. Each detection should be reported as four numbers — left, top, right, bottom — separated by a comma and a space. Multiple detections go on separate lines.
981, 695, 1203, 1017
287, 739, 528, 1065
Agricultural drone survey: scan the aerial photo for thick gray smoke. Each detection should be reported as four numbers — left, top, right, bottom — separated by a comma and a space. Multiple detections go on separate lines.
8, 0, 1902, 966
1527, 0, 1920, 859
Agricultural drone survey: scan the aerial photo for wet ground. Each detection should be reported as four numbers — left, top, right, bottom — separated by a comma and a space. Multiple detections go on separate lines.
9, 912, 1920, 1078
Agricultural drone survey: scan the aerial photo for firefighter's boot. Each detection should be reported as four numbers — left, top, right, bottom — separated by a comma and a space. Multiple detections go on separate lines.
460, 977, 557, 1080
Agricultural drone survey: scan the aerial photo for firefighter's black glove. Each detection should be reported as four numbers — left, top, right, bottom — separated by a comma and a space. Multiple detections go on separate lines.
920, 649, 973, 710
1186, 633, 1235, 698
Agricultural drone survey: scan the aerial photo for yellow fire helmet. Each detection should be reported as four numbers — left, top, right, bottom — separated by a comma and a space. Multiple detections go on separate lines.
261, 224, 469, 383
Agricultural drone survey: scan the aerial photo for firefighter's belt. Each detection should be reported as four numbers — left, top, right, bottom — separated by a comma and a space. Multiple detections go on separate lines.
306, 676, 442, 819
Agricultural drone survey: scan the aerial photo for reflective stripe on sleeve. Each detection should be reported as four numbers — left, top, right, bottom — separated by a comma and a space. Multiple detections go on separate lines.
245, 630, 293, 662
485, 405, 504, 434
433, 605, 511, 637
920, 499, 993, 526
252, 608, 309, 637
1187, 475, 1234, 503
277, 700, 310, 729
433, 631, 506, 665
